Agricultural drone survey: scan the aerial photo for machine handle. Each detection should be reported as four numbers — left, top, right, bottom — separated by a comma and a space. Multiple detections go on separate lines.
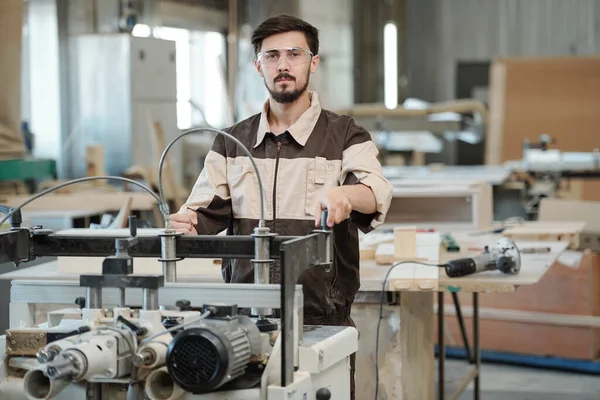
117, 315, 147, 336
444, 258, 477, 278
128, 215, 137, 237
321, 208, 329, 230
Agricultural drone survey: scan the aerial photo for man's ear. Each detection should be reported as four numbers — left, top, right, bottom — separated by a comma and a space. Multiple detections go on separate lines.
255, 59, 264, 78
310, 54, 320, 74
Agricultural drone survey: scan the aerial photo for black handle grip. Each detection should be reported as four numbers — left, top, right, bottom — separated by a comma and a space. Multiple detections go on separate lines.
129, 215, 137, 237
444, 258, 476, 278
117, 315, 147, 336
53, 326, 91, 341
316, 388, 331, 400
321, 208, 329, 229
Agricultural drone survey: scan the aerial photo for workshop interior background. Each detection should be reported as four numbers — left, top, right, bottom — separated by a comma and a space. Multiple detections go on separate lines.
2, 0, 600, 399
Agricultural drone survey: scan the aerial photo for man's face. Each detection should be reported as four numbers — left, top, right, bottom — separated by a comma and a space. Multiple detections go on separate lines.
255, 31, 319, 104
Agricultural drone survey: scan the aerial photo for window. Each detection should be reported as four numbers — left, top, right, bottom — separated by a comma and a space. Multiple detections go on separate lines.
132, 24, 228, 129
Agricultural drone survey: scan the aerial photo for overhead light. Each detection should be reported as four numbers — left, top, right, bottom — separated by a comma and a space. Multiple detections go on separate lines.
384, 22, 398, 110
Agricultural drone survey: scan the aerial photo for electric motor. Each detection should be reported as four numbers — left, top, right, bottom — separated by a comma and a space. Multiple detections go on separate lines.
166, 324, 252, 394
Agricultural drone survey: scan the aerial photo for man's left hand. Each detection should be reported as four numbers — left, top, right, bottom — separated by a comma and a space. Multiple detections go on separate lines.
314, 187, 352, 228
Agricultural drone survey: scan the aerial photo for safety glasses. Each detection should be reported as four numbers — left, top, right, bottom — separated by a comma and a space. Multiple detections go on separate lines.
256, 47, 314, 66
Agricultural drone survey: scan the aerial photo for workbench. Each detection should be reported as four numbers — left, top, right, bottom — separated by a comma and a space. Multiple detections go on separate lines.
0, 231, 567, 400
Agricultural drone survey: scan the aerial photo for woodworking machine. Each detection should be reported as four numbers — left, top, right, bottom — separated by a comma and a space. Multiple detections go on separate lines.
0, 207, 355, 400
383, 134, 600, 219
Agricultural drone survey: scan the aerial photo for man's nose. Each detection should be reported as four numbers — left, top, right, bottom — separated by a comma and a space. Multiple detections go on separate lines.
277, 56, 290, 71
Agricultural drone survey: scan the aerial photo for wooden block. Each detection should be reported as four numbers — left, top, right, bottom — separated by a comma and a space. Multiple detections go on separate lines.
394, 226, 417, 259
360, 246, 376, 261
375, 243, 395, 265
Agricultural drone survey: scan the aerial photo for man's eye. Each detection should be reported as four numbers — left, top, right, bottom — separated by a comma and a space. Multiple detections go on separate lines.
290, 51, 301, 57
265, 53, 278, 59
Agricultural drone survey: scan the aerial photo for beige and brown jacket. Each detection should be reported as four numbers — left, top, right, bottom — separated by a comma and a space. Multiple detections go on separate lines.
180, 92, 393, 324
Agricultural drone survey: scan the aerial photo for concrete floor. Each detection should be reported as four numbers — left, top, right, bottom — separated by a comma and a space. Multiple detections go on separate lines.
442, 359, 600, 399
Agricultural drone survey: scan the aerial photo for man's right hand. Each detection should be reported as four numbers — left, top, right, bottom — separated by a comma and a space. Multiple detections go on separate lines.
169, 211, 198, 235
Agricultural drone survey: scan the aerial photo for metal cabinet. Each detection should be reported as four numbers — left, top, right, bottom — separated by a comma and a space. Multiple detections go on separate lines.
67, 34, 180, 182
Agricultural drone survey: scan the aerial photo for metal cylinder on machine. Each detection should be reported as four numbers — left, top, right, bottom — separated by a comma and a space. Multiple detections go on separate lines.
160, 230, 179, 283
251, 226, 272, 317
165, 326, 252, 394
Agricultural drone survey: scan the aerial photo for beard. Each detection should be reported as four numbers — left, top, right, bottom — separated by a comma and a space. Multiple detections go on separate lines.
265, 69, 310, 104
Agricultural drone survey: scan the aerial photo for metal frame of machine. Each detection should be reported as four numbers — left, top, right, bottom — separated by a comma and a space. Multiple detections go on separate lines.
0, 213, 353, 399
0, 126, 356, 399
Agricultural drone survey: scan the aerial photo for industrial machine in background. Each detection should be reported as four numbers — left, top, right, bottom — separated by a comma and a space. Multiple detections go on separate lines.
505, 134, 600, 217
381, 134, 600, 220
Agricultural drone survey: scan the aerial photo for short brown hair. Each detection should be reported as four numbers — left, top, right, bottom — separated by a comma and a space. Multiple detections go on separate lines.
251, 15, 319, 56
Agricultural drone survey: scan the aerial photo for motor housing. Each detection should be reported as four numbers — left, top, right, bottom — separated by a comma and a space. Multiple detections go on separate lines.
166, 315, 261, 394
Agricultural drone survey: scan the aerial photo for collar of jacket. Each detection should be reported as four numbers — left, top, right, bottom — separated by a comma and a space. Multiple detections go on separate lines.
254, 91, 322, 148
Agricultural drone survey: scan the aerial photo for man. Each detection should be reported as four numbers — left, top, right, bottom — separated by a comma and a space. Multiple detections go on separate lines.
169, 14, 392, 398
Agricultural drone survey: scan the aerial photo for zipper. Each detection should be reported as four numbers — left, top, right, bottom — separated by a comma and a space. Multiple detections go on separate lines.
272, 140, 282, 229
270, 140, 282, 285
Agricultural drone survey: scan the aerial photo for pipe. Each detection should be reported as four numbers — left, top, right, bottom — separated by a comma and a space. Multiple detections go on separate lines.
144, 367, 185, 400
0, 378, 29, 400
23, 369, 70, 400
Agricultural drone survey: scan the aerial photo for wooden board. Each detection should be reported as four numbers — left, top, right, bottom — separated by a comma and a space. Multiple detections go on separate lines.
436, 315, 600, 361
0, 260, 223, 284
501, 221, 586, 250
0, 192, 158, 212
539, 198, 600, 231
0, 0, 26, 159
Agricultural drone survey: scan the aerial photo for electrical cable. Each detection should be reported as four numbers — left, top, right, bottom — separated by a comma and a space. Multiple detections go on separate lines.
374, 260, 447, 400
138, 309, 212, 350
157, 127, 266, 227
0, 176, 165, 228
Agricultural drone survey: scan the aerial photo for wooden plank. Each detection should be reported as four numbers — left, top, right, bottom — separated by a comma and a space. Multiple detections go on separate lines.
501, 221, 585, 250
0, 260, 223, 283
352, 302, 402, 399
0, 192, 158, 212
539, 198, 600, 231
56, 256, 221, 277
0, 0, 26, 159
400, 292, 434, 400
